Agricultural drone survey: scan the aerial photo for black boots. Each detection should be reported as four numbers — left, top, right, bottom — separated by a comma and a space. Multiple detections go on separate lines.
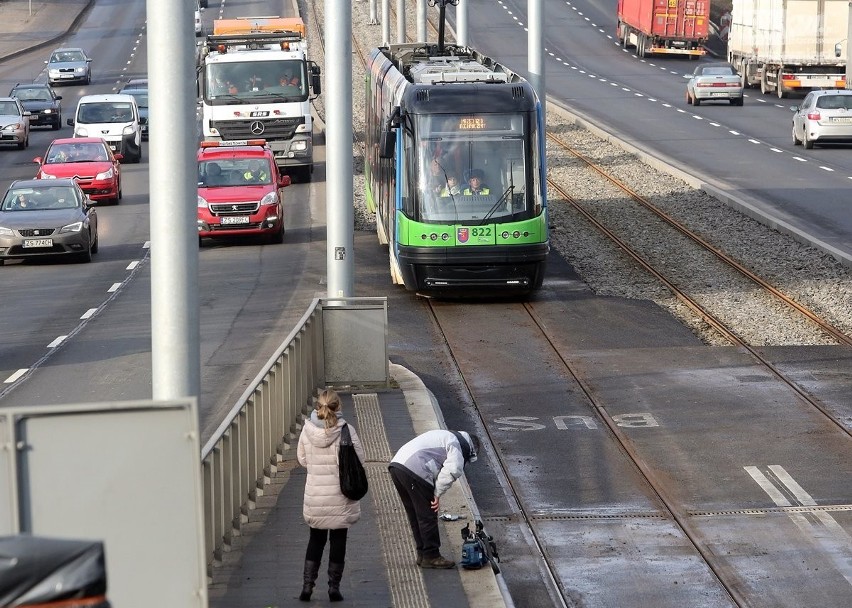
299, 560, 320, 602
327, 561, 345, 602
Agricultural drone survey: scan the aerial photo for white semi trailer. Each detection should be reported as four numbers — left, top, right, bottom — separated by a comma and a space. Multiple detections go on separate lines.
728, 0, 848, 98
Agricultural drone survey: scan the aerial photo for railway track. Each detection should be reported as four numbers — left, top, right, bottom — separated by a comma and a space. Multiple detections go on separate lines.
427, 297, 851, 607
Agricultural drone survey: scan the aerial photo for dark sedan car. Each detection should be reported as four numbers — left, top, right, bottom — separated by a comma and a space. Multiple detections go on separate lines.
9, 83, 62, 130
0, 179, 98, 264
118, 84, 149, 141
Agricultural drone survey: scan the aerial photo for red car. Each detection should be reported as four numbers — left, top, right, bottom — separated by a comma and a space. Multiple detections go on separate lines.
33, 137, 122, 205
197, 139, 291, 245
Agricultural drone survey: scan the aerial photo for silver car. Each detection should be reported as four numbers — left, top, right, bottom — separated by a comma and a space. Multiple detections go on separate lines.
0, 179, 98, 264
45, 47, 92, 86
685, 62, 744, 106
0, 97, 30, 149
791, 89, 852, 149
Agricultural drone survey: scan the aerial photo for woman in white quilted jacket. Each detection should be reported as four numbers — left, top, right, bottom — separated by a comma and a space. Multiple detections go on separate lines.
296, 389, 365, 602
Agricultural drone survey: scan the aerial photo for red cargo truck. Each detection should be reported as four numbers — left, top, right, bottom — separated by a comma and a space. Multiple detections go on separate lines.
617, 0, 709, 59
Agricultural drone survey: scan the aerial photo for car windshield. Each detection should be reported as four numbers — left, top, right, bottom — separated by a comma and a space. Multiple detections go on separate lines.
1, 187, 80, 211
79, 103, 134, 123
198, 158, 273, 186
123, 91, 148, 108
0, 101, 19, 115
52, 51, 84, 62
46, 143, 109, 163
815, 95, 852, 110
13, 88, 51, 101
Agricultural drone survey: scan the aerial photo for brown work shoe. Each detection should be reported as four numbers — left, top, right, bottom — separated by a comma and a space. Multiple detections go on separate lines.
419, 555, 455, 569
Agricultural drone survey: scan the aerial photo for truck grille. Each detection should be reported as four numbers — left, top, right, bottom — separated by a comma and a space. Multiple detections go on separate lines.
212, 117, 305, 141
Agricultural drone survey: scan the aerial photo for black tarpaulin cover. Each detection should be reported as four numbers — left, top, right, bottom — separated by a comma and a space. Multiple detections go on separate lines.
0, 535, 109, 607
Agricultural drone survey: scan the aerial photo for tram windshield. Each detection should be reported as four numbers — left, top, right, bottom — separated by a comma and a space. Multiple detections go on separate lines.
413, 113, 531, 223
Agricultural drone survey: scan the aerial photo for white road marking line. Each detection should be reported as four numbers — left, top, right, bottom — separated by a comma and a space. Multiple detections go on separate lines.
127, 260, 140, 270
47, 336, 66, 348
143, 241, 151, 248
745, 466, 792, 506
729, 130, 740, 135
748, 139, 760, 144
792, 157, 807, 162
820, 166, 834, 171
80, 308, 98, 320
770, 148, 783, 152
709, 122, 721, 126
108, 282, 122, 292
5, 369, 27, 384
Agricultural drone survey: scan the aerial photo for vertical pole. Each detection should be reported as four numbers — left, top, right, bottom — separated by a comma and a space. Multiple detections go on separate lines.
369, 0, 378, 25
326, 0, 354, 297
396, 0, 406, 43
382, 0, 390, 46
417, 0, 427, 43
528, 0, 546, 126
457, 0, 468, 47
847, 2, 852, 88
147, 0, 200, 400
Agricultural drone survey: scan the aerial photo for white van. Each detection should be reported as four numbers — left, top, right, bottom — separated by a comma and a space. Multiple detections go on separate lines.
67, 94, 144, 163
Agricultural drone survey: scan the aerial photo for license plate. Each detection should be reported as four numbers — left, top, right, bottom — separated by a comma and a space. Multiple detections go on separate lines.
249, 111, 269, 117
220, 216, 249, 225
60, 74, 74, 79
23, 238, 53, 248
831, 117, 852, 123
711, 92, 728, 97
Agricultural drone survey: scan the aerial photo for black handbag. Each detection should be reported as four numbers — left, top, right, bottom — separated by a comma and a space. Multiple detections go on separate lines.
338, 423, 368, 500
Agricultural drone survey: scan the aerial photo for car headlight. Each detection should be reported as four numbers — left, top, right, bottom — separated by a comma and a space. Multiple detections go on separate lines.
197, 195, 209, 209
290, 140, 307, 152
59, 221, 83, 234
1, 123, 21, 132
75, 67, 85, 74
43, 109, 54, 114
260, 191, 279, 206
75, 127, 88, 137
40, 171, 57, 179
122, 125, 135, 135
0, 226, 13, 236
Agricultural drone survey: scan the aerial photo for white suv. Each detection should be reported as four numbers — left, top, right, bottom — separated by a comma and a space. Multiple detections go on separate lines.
67, 94, 144, 163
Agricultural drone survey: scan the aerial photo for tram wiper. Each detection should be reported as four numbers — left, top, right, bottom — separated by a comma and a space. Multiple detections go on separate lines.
479, 186, 513, 225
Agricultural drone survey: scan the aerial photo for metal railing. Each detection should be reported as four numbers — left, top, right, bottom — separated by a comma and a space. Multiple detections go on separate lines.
200, 297, 388, 574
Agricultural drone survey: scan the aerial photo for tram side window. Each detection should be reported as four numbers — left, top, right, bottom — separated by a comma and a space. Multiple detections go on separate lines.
402, 130, 415, 217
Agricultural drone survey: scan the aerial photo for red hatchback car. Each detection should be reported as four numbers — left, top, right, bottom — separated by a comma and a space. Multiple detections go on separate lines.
33, 138, 122, 205
196, 139, 291, 245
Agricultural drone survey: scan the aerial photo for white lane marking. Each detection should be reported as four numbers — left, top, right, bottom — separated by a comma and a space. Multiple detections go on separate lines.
80, 308, 98, 320
748, 465, 852, 587
692, 115, 703, 120
5, 369, 27, 383
127, 260, 140, 270
47, 336, 66, 348
748, 139, 760, 144
792, 157, 807, 162
820, 166, 834, 172
143, 241, 150, 248
108, 282, 122, 292
770, 148, 783, 152
745, 466, 791, 505
729, 130, 740, 135
709, 122, 721, 127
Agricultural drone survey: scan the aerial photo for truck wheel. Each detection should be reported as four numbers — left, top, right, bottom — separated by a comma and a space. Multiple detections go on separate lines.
777, 79, 786, 99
